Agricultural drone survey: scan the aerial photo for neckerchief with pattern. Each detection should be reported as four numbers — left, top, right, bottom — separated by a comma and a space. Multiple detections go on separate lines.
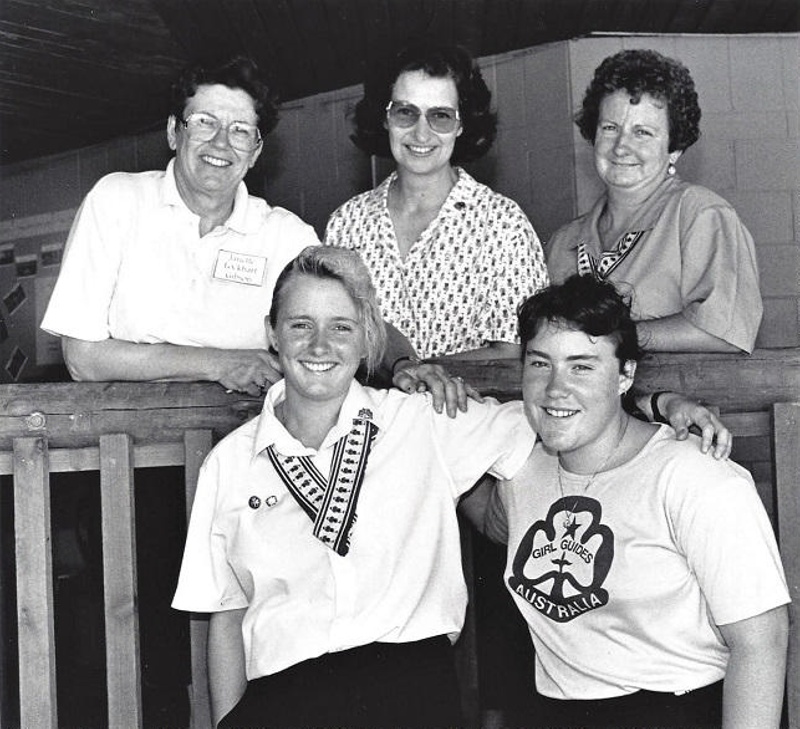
577, 229, 645, 279
265, 410, 378, 556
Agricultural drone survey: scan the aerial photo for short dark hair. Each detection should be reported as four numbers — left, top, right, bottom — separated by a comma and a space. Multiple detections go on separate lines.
351, 40, 497, 164
517, 275, 643, 369
170, 55, 280, 138
575, 49, 701, 153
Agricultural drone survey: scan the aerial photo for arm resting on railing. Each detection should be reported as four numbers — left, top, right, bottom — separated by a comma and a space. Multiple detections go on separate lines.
62, 336, 281, 396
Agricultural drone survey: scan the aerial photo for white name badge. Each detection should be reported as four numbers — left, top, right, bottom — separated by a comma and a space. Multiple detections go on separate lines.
213, 250, 267, 286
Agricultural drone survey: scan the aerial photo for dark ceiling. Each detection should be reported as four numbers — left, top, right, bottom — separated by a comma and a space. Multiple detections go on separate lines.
1, 0, 797, 166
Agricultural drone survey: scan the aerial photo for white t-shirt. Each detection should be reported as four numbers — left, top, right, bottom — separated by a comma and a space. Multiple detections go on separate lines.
488, 426, 789, 699
173, 380, 536, 680
41, 160, 319, 349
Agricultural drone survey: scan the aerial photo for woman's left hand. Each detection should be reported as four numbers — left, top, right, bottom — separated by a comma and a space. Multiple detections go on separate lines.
393, 361, 483, 417
658, 392, 733, 459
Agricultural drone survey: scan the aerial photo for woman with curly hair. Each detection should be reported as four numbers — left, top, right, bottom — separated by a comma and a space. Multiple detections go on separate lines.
547, 49, 762, 353
325, 40, 548, 362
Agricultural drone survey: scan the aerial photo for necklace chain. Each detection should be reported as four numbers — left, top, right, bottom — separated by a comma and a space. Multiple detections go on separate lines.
556, 416, 630, 528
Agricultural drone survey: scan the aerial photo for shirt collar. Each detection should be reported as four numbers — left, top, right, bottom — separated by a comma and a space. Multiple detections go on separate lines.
564, 175, 683, 254
160, 158, 251, 234
369, 166, 474, 213
252, 379, 381, 459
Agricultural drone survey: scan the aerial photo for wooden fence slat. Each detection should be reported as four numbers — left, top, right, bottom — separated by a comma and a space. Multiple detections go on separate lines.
456, 519, 480, 729
13, 436, 57, 729
0, 406, 257, 451
99, 433, 142, 729
1, 442, 187, 476
184, 429, 214, 729
721, 411, 771, 438
773, 402, 800, 728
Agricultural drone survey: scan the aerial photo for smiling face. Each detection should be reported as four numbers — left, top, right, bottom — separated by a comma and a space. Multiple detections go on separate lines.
167, 83, 262, 209
387, 70, 462, 176
268, 273, 367, 408
593, 89, 681, 199
522, 320, 635, 472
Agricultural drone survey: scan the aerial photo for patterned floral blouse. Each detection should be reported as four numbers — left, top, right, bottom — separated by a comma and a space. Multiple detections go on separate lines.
324, 168, 548, 358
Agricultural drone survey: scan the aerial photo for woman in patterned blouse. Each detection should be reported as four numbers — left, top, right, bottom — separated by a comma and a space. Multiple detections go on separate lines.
324, 40, 549, 363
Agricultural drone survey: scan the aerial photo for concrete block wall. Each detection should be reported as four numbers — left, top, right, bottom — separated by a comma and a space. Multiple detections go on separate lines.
0, 35, 796, 383
567, 34, 800, 349
255, 40, 577, 242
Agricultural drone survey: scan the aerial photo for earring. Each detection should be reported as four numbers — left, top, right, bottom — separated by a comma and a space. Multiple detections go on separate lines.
667, 163, 676, 176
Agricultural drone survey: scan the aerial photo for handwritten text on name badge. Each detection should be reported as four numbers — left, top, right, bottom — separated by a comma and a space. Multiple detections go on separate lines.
213, 250, 267, 286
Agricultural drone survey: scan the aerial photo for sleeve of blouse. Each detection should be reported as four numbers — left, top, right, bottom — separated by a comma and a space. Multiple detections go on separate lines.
172, 451, 248, 613
545, 222, 580, 285
323, 201, 355, 249
678, 196, 763, 353
40, 177, 126, 341
481, 200, 550, 344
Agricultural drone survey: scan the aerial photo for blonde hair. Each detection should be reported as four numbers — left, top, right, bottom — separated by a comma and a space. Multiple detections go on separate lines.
269, 246, 387, 374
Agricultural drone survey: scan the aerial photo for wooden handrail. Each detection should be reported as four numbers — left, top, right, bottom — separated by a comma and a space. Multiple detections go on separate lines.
437, 347, 800, 412
0, 346, 797, 728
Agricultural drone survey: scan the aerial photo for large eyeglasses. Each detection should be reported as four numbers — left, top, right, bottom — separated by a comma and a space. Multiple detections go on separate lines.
385, 101, 461, 134
179, 112, 262, 152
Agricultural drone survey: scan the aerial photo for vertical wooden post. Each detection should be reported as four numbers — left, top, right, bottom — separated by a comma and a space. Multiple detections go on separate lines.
99, 434, 142, 729
773, 402, 800, 728
184, 429, 214, 729
13, 436, 57, 729
456, 516, 480, 729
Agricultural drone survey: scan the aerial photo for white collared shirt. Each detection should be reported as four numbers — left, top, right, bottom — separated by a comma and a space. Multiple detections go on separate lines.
173, 380, 535, 680
41, 159, 319, 349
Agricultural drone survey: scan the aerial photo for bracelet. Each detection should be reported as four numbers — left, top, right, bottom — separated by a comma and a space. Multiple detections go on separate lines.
390, 355, 421, 375
650, 391, 670, 424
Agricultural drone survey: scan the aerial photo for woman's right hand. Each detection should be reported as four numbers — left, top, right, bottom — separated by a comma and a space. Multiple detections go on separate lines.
214, 348, 283, 396
393, 360, 483, 417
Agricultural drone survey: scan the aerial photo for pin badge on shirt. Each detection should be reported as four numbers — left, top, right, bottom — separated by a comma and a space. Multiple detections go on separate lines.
249, 494, 278, 509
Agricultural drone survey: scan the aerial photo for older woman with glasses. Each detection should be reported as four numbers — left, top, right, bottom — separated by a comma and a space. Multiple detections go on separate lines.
324, 40, 549, 367
42, 55, 320, 395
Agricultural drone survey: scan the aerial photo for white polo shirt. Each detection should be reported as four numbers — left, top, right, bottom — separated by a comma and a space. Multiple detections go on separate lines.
172, 380, 535, 680
41, 160, 319, 349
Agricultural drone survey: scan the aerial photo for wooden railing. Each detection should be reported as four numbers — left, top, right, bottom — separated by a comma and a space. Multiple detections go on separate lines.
0, 347, 798, 729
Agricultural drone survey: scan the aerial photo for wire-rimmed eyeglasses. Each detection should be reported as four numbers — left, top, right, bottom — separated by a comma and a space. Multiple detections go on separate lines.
178, 112, 262, 152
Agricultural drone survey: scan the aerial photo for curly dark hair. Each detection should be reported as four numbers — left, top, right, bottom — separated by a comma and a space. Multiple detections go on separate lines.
575, 49, 701, 153
170, 55, 280, 138
517, 274, 644, 370
351, 40, 497, 164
